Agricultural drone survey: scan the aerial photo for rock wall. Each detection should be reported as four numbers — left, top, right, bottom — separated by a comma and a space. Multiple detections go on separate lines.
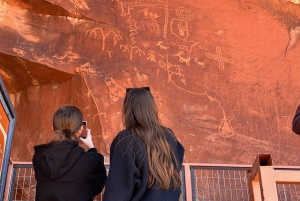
1, 0, 300, 165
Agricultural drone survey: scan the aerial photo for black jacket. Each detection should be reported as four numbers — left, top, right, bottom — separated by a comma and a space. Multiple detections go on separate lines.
33, 140, 107, 201
292, 105, 300, 134
103, 128, 185, 201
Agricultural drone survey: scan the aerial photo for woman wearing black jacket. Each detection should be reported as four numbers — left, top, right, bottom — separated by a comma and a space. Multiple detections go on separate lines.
103, 87, 185, 201
32, 105, 107, 201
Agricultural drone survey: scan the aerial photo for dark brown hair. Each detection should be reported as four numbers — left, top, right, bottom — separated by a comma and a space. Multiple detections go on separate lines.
123, 87, 181, 189
51, 105, 83, 144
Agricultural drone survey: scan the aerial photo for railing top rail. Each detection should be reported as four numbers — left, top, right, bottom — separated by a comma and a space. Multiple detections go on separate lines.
183, 163, 300, 171
183, 163, 251, 168
10, 161, 110, 166
11, 161, 300, 170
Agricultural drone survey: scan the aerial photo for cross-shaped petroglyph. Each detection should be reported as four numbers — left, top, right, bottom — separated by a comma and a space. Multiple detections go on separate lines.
206, 47, 234, 70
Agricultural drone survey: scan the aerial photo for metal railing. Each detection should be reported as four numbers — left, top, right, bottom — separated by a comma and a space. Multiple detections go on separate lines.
4, 161, 300, 201
247, 154, 300, 201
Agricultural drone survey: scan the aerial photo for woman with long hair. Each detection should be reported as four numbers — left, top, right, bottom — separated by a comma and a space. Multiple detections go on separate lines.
103, 87, 185, 201
32, 105, 107, 201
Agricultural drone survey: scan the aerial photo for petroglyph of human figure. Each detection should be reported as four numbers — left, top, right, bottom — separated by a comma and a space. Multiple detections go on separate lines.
170, 7, 194, 40
147, 50, 156, 62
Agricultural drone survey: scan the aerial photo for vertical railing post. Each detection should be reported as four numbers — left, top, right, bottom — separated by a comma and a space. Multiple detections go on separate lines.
3, 162, 13, 201
248, 154, 278, 201
184, 164, 193, 201
259, 166, 278, 201
247, 170, 261, 201
247, 170, 262, 201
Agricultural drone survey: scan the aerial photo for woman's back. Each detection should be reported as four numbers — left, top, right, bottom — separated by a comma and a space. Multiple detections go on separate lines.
103, 87, 185, 201
103, 128, 184, 201
33, 140, 106, 201
32, 105, 107, 201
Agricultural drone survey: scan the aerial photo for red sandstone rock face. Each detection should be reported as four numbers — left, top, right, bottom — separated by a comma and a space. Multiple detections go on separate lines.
1, 0, 300, 165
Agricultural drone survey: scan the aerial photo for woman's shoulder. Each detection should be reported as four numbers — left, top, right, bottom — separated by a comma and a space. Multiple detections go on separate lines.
164, 127, 185, 151
164, 127, 177, 141
111, 129, 135, 148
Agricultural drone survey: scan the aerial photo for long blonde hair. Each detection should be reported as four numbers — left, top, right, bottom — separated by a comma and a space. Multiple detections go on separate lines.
123, 87, 181, 189
51, 105, 82, 145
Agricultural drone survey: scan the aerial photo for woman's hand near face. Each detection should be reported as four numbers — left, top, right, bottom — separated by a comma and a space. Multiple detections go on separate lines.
79, 129, 95, 149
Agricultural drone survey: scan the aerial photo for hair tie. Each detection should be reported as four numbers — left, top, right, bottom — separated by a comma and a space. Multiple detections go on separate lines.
63, 129, 72, 138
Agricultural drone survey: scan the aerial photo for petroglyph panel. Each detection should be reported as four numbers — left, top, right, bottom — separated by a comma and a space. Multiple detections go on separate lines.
1, 0, 300, 167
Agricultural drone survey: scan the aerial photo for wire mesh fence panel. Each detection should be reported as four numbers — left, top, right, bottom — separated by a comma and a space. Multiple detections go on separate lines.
277, 183, 300, 201
275, 168, 300, 201
8, 165, 108, 201
9, 165, 36, 201
191, 166, 251, 201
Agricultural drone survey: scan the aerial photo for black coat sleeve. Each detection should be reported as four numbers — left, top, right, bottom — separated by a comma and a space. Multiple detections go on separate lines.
103, 131, 144, 201
87, 148, 107, 194
292, 105, 300, 134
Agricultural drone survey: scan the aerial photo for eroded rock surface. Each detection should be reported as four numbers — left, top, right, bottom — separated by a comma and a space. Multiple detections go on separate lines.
1, 0, 300, 165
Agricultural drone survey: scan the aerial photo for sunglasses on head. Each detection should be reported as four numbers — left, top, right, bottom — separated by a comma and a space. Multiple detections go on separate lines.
126, 87, 150, 94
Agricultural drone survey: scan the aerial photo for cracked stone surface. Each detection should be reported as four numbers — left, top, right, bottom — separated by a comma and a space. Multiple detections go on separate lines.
1, 0, 300, 165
